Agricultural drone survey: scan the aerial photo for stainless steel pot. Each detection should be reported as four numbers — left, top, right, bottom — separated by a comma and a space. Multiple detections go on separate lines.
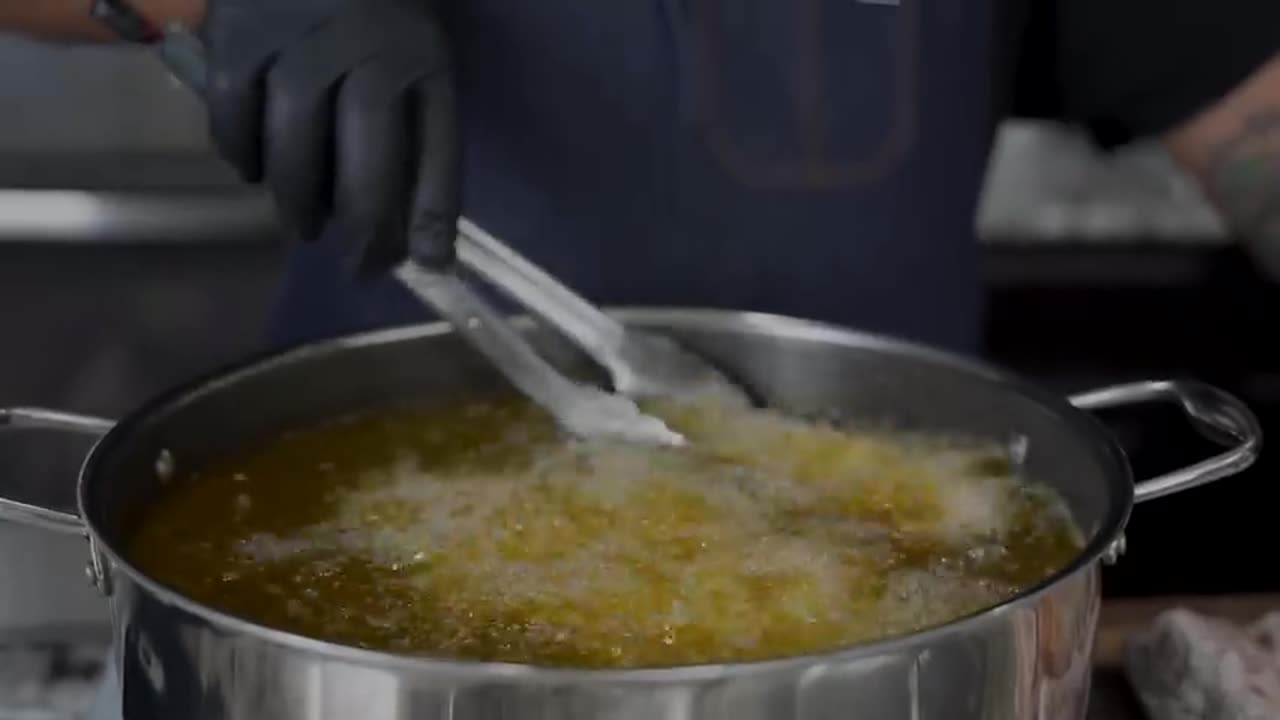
0, 310, 1261, 720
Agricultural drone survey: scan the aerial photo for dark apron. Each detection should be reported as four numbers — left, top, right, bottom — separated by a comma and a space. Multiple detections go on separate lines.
269, 0, 997, 355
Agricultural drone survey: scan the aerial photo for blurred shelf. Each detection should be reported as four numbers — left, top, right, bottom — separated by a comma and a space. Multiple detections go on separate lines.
0, 188, 281, 245
982, 240, 1266, 289
0, 151, 240, 191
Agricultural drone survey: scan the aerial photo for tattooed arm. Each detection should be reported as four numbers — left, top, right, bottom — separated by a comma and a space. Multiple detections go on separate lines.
0, 0, 203, 42
1165, 54, 1280, 273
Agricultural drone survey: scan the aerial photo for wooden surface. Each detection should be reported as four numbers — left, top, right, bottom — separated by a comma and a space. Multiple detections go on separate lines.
1087, 594, 1280, 720
1094, 593, 1280, 668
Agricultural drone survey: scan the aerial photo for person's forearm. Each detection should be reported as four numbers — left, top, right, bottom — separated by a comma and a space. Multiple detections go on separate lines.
1165, 54, 1280, 266
0, 0, 204, 43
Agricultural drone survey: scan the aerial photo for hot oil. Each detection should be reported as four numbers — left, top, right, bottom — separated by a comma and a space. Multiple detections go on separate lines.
128, 396, 1084, 668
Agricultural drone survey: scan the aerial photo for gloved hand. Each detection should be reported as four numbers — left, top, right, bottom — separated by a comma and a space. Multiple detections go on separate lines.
202, 0, 459, 273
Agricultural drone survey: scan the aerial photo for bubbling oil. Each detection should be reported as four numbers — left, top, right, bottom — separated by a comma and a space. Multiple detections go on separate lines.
128, 396, 1084, 668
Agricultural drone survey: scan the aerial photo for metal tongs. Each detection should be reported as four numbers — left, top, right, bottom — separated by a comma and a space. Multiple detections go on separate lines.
453, 219, 748, 404
144, 28, 747, 446
392, 248, 694, 447
396, 223, 750, 446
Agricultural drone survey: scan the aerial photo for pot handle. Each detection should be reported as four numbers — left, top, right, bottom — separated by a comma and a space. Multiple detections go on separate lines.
1068, 380, 1262, 504
0, 407, 113, 535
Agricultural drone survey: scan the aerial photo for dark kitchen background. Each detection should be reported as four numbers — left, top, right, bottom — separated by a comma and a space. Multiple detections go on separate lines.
0, 36, 1274, 639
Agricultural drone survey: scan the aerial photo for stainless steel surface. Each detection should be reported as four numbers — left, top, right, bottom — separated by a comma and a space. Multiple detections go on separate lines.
0, 240, 282, 637
153, 28, 208, 99
0, 409, 110, 535
0, 190, 279, 244
0, 309, 1261, 719
392, 263, 684, 445
0, 36, 280, 245
457, 218, 750, 404
1069, 380, 1261, 503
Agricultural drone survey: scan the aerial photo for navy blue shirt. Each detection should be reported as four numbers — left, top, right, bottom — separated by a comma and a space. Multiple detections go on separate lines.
267, 0, 1280, 354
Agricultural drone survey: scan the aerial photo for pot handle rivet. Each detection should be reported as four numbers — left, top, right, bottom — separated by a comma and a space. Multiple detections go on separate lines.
1102, 534, 1127, 565
156, 449, 176, 483
85, 540, 114, 597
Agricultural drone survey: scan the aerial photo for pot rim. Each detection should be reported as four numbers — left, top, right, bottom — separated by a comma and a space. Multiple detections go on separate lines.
78, 307, 1131, 683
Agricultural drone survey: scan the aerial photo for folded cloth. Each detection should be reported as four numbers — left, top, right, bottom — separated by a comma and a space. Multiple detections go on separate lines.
1125, 608, 1280, 720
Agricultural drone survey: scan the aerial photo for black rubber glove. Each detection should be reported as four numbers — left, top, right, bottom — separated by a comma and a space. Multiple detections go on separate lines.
202, 0, 459, 273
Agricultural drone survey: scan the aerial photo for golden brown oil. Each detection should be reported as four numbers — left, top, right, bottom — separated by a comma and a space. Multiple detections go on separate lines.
129, 396, 1083, 668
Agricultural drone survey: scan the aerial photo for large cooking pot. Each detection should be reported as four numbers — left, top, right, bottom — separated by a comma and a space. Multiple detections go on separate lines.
0, 310, 1261, 720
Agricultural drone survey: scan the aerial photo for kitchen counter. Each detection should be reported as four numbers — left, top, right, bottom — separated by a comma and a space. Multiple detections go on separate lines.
0, 627, 109, 719
1090, 672, 1149, 720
